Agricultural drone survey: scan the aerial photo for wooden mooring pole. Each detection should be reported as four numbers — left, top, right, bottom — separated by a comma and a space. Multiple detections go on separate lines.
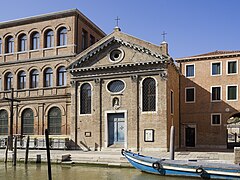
170, 126, 175, 160
45, 129, 52, 180
13, 136, 17, 166
4, 138, 8, 163
25, 136, 30, 164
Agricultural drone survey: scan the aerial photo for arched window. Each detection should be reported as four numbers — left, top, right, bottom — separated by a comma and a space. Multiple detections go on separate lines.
18, 34, 27, 52
48, 107, 61, 135
142, 77, 156, 111
21, 108, 34, 135
6, 36, 14, 53
18, 71, 26, 89
30, 69, 39, 88
58, 27, 67, 46
57, 66, 66, 86
5, 72, 13, 90
0, 38, 2, 54
0, 110, 8, 135
44, 68, 53, 87
45, 30, 54, 48
31, 32, 40, 50
80, 83, 91, 114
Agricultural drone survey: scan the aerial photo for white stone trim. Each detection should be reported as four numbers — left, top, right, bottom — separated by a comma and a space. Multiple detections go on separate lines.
226, 84, 238, 101
104, 110, 128, 149
226, 59, 238, 75
210, 61, 222, 76
185, 87, 195, 103
185, 63, 195, 78
211, 113, 221, 126
210, 85, 222, 102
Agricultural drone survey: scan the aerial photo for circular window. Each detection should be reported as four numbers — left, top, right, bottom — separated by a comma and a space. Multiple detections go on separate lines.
107, 80, 125, 93
109, 49, 124, 62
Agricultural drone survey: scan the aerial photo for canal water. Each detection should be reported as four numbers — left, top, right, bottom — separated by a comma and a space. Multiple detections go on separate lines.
0, 163, 190, 180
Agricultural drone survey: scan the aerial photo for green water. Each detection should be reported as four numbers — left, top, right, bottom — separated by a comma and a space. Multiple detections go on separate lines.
0, 163, 189, 180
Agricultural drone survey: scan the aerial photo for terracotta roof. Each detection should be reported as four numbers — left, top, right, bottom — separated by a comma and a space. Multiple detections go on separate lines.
176, 50, 240, 61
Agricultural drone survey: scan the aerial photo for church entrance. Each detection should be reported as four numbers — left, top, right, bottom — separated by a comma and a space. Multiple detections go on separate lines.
185, 126, 195, 147
107, 113, 125, 147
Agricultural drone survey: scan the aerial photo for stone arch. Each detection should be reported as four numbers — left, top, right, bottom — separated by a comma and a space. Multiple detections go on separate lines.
44, 104, 66, 117
18, 106, 38, 118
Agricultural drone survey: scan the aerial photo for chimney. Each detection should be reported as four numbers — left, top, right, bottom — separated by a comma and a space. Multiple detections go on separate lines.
160, 41, 168, 56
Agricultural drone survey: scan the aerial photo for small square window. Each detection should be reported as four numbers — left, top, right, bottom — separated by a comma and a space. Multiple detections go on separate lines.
185, 64, 195, 77
227, 61, 237, 74
185, 87, 195, 103
211, 114, 221, 125
211, 86, 221, 101
227, 85, 238, 101
211, 62, 221, 76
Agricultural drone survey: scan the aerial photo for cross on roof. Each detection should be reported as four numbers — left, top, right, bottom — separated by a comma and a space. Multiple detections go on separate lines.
161, 31, 167, 42
115, 16, 120, 27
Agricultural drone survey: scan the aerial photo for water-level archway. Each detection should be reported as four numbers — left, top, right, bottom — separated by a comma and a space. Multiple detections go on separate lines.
227, 113, 240, 149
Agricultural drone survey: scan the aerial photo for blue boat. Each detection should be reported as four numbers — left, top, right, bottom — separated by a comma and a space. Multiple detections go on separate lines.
122, 149, 240, 179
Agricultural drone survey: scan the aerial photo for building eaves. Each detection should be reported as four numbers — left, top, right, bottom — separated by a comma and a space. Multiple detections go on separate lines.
176, 50, 240, 62
0, 9, 106, 36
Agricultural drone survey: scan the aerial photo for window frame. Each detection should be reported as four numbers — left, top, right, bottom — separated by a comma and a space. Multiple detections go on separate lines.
58, 27, 67, 46
80, 83, 92, 115
185, 64, 195, 78
18, 34, 27, 52
211, 113, 221, 126
0, 38, 2, 54
18, 71, 26, 89
48, 107, 62, 135
141, 77, 157, 113
57, 66, 66, 86
6, 36, 14, 54
21, 108, 34, 135
227, 60, 238, 75
31, 32, 40, 50
45, 29, 54, 48
211, 61, 222, 76
170, 90, 174, 115
0, 110, 8, 135
226, 85, 238, 101
211, 86, 222, 102
30, 69, 39, 88
5, 72, 13, 90
44, 68, 53, 87
185, 87, 195, 103
81, 29, 88, 50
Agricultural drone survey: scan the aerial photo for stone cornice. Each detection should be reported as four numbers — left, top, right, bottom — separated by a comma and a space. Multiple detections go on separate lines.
68, 37, 169, 71
71, 59, 167, 73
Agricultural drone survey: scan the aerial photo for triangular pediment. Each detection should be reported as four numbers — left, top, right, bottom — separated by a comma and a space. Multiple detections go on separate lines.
68, 30, 171, 73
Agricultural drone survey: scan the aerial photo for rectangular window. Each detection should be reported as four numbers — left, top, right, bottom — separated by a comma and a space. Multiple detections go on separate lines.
170, 90, 174, 114
211, 86, 221, 101
185, 87, 195, 103
211, 114, 221, 126
227, 85, 238, 101
211, 62, 221, 76
82, 29, 88, 50
90, 35, 95, 46
185, 64, 195, 77
227, 60, 237, 74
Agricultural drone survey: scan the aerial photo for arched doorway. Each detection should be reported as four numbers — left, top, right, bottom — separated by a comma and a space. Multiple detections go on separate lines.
227, 113, 240, 149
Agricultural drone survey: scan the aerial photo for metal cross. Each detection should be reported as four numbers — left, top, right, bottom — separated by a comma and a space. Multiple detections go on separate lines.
115, 16, 120, 27
161, 31, 167, 41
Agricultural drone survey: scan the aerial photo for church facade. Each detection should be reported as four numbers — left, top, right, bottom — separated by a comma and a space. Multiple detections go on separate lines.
68, 28, 180, 151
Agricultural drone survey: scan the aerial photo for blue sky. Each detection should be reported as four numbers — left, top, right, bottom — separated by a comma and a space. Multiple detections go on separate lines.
1, 0, 240, 58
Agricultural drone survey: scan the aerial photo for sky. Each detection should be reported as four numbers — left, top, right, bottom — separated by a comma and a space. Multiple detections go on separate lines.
0, 0, 240, 58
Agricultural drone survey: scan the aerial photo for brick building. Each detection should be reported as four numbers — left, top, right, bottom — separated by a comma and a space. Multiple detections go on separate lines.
0, 9, 105, 147
176, 51, 240, 149
68, 28, 180, 151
